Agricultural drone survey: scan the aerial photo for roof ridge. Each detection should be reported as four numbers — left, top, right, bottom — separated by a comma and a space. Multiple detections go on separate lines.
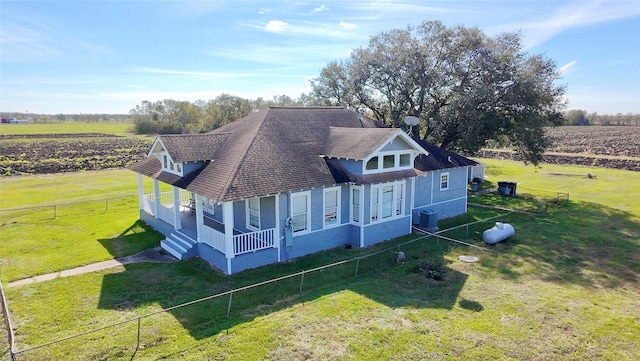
217, 108, 270, 201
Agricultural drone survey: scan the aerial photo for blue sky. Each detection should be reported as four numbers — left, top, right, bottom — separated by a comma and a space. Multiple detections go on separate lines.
1, 0, 639, 115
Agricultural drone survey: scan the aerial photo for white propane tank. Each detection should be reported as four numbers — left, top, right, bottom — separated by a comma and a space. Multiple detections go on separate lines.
482, 222, 515, 244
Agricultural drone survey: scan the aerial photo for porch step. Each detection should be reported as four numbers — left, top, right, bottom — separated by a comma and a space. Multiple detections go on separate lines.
161, 232, 197, 260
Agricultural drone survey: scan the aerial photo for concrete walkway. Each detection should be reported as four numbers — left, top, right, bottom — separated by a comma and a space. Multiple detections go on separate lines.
7, 247, 176, 288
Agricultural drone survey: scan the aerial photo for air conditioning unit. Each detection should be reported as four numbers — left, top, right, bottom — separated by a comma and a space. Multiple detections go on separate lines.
419, 209, 438, 232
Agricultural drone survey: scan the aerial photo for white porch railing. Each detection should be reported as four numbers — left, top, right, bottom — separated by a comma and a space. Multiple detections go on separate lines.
180, 189, 192, 207
145, 191, 174, 205
234, 228, 276, 255
141, 197, 155, 214
201, 224, 227, 253
199, 226, 276, 256
157, 204, 174, 226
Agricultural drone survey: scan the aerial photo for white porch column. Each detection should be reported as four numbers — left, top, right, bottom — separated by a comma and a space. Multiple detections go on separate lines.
223, 201, 235, 274
153, 179, 160, 219
359, 186, 365, 248
195, 193, 204, 243
172, 186, 182, 230
137, 174, 145, 211
275, 193, 281, 262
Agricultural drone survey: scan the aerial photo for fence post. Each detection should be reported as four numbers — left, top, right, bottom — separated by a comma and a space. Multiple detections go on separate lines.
227, 291, 233, 317
136, 317, 141, 350
105, 199, 109, 212
354, 257, 360, 279
299, 271, 305, 294
53, 204, 57, 219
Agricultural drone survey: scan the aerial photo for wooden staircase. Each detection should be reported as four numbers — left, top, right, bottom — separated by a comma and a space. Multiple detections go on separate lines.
161, 232, 197, 260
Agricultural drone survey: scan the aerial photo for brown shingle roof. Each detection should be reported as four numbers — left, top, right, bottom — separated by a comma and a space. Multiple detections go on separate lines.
128, 106, 476, 201
158, 133, 230, 162
323, 127, 400, 160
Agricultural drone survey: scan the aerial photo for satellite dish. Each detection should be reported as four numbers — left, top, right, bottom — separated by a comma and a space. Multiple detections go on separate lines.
403, 116, 419, 126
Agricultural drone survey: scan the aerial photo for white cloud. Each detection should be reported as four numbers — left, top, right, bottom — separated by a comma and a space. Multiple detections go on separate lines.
134, 67, 257, 79
558, 61, 577, 75
509, 0, 640, 49
265, 20, 287, 32
315, 5, 329, 13
339, 21, 357, 29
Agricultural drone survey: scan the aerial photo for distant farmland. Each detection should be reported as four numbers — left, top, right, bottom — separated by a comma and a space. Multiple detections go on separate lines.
482, 126, 640, 171
1, 125, 638, 175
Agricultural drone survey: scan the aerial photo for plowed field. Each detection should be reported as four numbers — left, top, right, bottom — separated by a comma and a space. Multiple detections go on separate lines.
480, 126, 640, 171
0, 133, 153, 175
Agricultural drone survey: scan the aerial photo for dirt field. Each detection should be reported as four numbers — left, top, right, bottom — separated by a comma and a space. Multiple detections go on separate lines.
481, 126, 640, 171
1, 126, 638, 175
0, 133, 152, 175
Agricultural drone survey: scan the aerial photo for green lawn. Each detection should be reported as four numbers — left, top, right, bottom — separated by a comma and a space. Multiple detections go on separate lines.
0, 170, 164, 281
0, 122, 133, 136
2, 160, 639, 360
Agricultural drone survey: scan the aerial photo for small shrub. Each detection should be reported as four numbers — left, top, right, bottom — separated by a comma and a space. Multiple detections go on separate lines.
414, 262, 446, 281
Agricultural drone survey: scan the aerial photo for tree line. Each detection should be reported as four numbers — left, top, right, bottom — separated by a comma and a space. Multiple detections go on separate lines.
563, 109, 640, 126
128, 94, 319, 134
12, 21, 636, 165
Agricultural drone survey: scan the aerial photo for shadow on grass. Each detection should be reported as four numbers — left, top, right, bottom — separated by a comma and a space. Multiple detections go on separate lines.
94, 196, 638, 349
456, 199, 640, 290
97, 235, 470, 341
97, 220, 163, 259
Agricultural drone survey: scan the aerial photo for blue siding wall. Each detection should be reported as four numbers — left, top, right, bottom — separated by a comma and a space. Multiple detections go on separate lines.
310, 188, 324, 231
285, 224, 353, 259
183, 161, 204, 174
413, 199, 467, 223
411, 167, 469, 223
432, 168, 467, 205
363, 184, 372, 225
363, 216, 411, 246
260, 196, 276, 229
381, 136, 412, 151
210, 203, 223, 223
233, 200, 247, 232
337, 159, 363, 174
231, 248, 279, 273
414, 174, 433, 207
196, 243, 227, 272
340, 186, 350, 225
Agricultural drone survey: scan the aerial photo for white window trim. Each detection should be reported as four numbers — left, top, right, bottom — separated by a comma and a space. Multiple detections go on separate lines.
370, 181, 406, 223
323, 187, 341, 228
350, 186, 362, 224
202, 197, 216, 215
363, 151, 416, 174
246, 197, 260, 231
291, 191, 311, 234
440, 172, 450, 191
160, 151, 183, 176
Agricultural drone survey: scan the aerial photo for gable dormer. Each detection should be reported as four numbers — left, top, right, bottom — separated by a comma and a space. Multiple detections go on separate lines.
363, 133, 425, 174
148, 137, 184, 176
323, 127, 429, 175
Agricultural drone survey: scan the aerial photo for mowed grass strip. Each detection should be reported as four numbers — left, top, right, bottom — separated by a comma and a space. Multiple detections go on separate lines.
3, 160, 640, 360
0, 170, 165, 281
0, 122, 133, 136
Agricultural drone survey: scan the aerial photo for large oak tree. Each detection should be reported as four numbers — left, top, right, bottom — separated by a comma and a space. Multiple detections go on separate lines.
310, 21, 566, 165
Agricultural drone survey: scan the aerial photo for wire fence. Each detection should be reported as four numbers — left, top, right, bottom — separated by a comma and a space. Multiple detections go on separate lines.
4, 208, 525, 360
0, 282, 15, 361
0, 195, 138, 224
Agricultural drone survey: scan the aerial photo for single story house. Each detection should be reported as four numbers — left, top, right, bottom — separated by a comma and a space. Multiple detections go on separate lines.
128, 106, 478, 274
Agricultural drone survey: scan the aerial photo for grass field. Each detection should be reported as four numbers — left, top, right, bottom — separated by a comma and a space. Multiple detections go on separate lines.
0, 122, 133, 136
0, 170, 168, 282
1, 160, 639, 360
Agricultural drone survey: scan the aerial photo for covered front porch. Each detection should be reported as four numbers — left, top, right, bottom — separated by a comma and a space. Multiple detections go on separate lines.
136, 174, 280, 274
